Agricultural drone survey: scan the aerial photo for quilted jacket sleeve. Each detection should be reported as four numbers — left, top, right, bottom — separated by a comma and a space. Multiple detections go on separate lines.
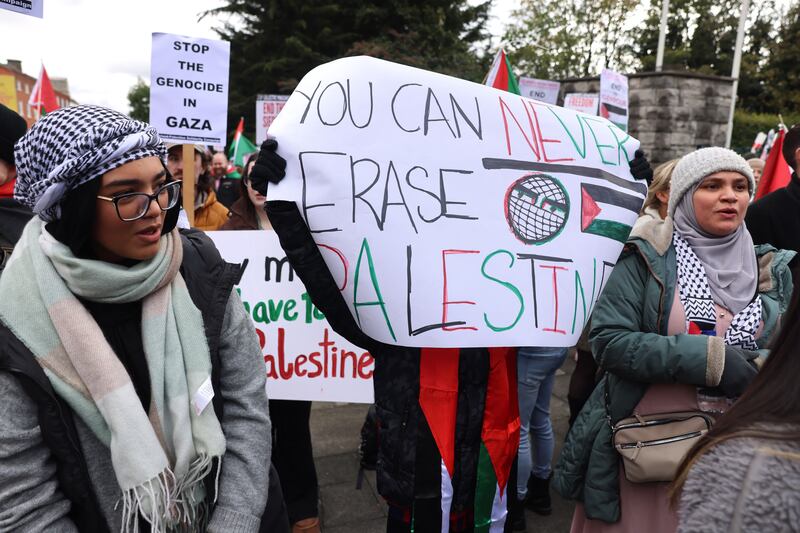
590, 250, 724, 388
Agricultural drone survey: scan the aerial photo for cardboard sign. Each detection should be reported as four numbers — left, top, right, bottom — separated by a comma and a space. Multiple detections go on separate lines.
518, 77, 560, 105
207, 230, 375, 403
0, 0, 43, 18
256, 95, 290, 145
150, 33, 230, 145
600, 68, 629, 132
268, 57, 644, 348
563, 93, 599, 116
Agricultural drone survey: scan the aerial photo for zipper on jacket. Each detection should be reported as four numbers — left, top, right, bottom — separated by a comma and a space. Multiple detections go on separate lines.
614, 413, 713, 431
618, 430, 704, 449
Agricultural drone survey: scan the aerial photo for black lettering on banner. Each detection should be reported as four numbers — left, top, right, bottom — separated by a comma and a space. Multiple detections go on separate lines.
439, 169, 478, 221
299, 151, 345, 233
516, 254, 573, 327
381, 161, 418, 233
296, 81, 322, 124
405, 166, 444, 223
391, 83, 422, 133
347, 79, 373, 129
317, 82, 347, 126
449, 94, 483, 140
350, 156, 383, 228
265, 256, 295, 282
406, 245, 460, 335
424, 88, 457, 138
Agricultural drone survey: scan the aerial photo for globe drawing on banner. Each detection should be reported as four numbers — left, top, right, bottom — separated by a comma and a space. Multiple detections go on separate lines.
504, 174, 570, 244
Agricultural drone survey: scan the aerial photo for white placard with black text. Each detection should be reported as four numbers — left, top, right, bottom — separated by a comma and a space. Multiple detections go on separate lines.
150, 32, 230, 145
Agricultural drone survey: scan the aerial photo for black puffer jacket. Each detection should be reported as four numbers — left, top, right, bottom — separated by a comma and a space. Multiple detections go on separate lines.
267, 201, 492, 525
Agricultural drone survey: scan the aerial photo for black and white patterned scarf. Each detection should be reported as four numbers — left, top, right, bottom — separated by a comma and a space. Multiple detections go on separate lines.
14, 105, 166, 221
674, 232, 761, 349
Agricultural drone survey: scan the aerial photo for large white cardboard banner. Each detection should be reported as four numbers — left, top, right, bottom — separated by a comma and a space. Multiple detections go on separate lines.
268, 57, 645, 348
600, 68, 629, 132
207, 230, 375, 403
150, 33, 230, 145
518, 77, 560, 105
256, 95, 290, 145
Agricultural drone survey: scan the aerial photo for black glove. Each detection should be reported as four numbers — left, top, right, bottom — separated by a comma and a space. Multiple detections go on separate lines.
249, 139, 287, 196
718, 345, 759, 398
629, 149, 653, 186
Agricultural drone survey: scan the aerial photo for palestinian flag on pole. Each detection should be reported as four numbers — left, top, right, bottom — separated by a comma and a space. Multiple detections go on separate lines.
227, 117, 259, 178
754, 126, 792, 200
28, 64, 60, 118
484, 49, 520, 95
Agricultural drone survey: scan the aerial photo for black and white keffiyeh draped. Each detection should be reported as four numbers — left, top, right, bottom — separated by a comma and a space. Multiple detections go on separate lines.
13, 105, 166, 221
673, 232, 762, 350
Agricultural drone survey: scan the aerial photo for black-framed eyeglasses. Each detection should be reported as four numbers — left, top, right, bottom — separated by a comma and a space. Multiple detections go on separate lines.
97, 181, 182, 222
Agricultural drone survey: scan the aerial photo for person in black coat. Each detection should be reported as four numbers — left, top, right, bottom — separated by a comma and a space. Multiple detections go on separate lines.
746, 125, 800, 252
0, 103, 31, 273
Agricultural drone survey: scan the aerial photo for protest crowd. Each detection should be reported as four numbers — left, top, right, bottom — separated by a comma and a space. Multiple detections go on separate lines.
1, 2, 800, 533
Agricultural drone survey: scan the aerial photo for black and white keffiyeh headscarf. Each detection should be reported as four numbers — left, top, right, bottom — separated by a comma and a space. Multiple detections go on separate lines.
14, 105, 166, 221
674, 232, 762, 350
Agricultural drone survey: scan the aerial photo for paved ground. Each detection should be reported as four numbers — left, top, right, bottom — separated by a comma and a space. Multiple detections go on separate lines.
309, 355, 577, 532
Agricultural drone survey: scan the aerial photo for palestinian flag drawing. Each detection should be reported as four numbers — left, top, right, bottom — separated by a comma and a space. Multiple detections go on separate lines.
580, 182, 642, 243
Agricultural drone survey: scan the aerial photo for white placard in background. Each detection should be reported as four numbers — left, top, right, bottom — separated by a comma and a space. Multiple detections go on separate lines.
563, 93, 600, 116
0, 0, 43, 18
268, 57, 644, 348
600, 68, 629, 132
150, 32, 230, 145
256, 94, 290, 145
207, 230, 375, 403
518, 77, 560, 105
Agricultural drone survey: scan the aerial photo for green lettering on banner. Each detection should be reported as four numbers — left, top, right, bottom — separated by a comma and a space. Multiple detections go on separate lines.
607, 125, 631, 165
480, 250, 524, 332
353, 238, 396, 341
548, 107, 587, 159
571, 270, 587, 334
253, 301, 270, 323
582, 116, 615, 165
284, 299, 299, 321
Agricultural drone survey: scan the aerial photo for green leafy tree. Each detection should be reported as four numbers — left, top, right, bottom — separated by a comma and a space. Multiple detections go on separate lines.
204, 0, 490, 141
127, 78, 150, 122
503, 0, 639, 80
762, 2, 800, 114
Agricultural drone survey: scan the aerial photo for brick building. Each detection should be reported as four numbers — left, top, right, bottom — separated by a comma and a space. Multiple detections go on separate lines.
0, 59, 77, 127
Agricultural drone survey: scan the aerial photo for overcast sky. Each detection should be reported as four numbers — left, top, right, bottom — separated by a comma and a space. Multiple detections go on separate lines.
0, 0, 516, 114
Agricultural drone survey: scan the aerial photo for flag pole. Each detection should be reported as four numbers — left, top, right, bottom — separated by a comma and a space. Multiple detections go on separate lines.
725, 0, 750, 149
182, 144, 195, 227
655, 0, 670, 72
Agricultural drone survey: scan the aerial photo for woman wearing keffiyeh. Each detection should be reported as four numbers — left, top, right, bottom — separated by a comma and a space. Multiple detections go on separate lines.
554, 147, 795, 532
0, 105, 285, 532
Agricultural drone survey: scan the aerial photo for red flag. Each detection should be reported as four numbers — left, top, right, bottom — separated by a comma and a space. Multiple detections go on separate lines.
755, 128, 792, 200
28, 65, 60, 116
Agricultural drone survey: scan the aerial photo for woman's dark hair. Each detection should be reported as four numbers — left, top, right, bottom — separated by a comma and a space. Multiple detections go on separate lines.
672, 266, 800, 501
45, 162, 180, 259
236, 152, 261, 225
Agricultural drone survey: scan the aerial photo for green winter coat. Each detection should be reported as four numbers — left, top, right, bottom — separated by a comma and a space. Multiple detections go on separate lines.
553, 214, 795, 523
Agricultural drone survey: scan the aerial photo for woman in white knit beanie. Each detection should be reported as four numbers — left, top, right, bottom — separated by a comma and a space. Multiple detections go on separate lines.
562, 146, 795, 532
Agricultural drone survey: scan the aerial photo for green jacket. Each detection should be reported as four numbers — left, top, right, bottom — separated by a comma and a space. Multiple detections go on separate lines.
553, 214, 795, 523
